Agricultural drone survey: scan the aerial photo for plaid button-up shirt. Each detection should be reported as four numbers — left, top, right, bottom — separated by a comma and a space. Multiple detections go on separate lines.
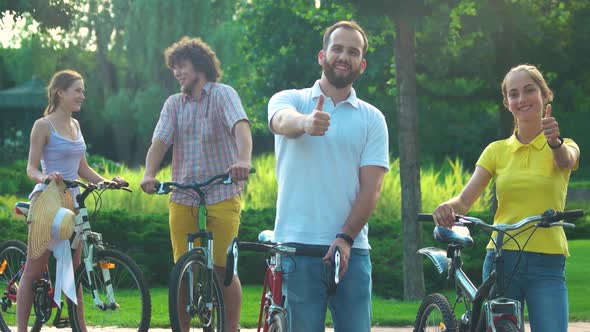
153, 82, 248, 205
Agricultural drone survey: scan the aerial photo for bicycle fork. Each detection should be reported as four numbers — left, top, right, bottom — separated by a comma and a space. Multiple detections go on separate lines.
81, 230, 118, 310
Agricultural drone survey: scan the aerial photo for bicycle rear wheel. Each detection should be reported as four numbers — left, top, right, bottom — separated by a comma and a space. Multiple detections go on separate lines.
495, 319, 519, 332
169, 251, 224, 332
67, 249, 151, 331
267, 311, 287, 332
413, 293, 458, 332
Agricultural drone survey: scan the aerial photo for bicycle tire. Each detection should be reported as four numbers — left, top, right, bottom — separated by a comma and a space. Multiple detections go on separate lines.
495, 319, 519, 332
0, 240, 29, 332
67, 249, 151, 331
413, 293, 458, 332
267, 311, 288, 332
169, 251, 224, 332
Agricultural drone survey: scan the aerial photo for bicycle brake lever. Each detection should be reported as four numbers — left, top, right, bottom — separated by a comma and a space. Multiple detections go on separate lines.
334, 249, 341, 284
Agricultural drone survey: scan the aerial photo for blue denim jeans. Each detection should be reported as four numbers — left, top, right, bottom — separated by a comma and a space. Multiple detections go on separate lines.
281, 250, 372, 332
483, 250, 568, 332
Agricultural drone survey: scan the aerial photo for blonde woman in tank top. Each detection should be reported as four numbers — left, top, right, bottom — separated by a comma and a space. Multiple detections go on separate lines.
18, 70, 127, 332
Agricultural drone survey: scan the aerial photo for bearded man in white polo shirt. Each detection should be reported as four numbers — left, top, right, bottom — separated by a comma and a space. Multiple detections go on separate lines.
268, 20, 389, 332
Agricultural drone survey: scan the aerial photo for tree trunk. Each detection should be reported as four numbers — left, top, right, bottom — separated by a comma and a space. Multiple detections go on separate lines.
393, 17, 424, 301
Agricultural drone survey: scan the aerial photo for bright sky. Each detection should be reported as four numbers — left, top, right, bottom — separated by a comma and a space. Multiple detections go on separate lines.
0, 11, 42, 48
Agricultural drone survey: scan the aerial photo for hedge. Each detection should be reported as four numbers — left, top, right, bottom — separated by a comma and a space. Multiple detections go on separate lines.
1, 206, 588, 299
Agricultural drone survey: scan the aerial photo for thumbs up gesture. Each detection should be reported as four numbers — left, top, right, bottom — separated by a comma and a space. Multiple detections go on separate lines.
304, 95, 331, 136
541, 104, 561, 147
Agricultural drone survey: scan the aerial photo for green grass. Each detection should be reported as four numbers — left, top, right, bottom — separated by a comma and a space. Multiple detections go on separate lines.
146, 240, 589, 328
566, 240, 590, 321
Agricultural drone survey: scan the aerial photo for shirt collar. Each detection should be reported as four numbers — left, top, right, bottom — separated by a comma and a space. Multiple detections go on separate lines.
508, 131, 548, 152
311, 80, 360, 109
182, 81, 213, 104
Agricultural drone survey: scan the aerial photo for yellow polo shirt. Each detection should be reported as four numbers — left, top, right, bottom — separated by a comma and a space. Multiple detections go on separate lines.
477, 132, 579, 255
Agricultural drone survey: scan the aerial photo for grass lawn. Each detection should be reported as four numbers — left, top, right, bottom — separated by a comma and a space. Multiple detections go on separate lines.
146, 239, 589, 328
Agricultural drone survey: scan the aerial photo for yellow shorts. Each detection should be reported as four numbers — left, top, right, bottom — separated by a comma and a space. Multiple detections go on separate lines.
168, 195, 241, 267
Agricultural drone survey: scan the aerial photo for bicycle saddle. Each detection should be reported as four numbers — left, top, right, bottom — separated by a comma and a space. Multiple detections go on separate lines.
258, 230, 275, 243
433, 225, 474, 247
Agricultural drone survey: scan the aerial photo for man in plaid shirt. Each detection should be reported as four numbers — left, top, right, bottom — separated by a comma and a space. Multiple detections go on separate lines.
140, 36, 252, 332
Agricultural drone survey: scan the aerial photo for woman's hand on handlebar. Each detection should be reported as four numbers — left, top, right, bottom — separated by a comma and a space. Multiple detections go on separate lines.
433, 203, 457, 229
140, 175, 158, 194
109, 176, 129, 187
43, 172, 64, 184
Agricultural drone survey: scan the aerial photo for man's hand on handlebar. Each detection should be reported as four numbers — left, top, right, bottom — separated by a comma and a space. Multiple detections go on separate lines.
140, 175, 158, 194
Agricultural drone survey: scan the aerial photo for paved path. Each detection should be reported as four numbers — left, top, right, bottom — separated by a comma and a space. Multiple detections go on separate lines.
14, 322, 590, 331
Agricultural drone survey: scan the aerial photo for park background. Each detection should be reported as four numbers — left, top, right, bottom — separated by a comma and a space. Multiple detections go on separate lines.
1, 0, 589, 327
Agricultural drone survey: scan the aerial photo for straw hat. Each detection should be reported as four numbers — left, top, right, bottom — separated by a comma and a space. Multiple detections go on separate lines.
28, 181, 76, 259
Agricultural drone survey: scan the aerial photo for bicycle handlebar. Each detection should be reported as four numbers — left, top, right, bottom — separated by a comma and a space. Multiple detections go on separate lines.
224, 237, 341, 288
155, 168, 256, 195
417, 209, 583, 231
44, 178, 132, 192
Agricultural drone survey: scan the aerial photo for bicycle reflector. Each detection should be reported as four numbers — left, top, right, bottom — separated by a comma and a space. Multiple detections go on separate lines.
100, 262, 116, 269
0, 259, 6, 275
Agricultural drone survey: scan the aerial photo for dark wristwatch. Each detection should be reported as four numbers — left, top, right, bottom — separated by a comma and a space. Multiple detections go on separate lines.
548, 136, 563, 150
336, 233, 354, 247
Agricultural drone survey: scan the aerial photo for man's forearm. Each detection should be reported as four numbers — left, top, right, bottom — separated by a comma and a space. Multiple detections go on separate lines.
340, 166, 386, 239
144, 139, 167, 177
234, 120, 253, 163
271, 109, 306, 138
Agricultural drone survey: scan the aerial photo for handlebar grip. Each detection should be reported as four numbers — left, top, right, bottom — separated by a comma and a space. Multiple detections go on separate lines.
560, 209, 584, 220
238, 242, 272, 253
417, 214, 434, 222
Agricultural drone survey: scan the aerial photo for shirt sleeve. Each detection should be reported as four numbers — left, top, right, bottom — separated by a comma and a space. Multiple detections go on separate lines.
476, 142, 497, 177
360, 110, 390, 171
152, 96, 176, 147
215, 84, 248, 132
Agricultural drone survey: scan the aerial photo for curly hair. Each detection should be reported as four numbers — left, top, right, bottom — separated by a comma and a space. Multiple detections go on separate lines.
164, 36, 222, 82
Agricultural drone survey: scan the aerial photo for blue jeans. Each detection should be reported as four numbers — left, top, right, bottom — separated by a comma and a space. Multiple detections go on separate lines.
282, 250, 372, 332
483, 250, 568, 332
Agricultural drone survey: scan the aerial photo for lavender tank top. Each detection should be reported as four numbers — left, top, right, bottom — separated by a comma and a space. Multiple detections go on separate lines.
29, 119, 86, 206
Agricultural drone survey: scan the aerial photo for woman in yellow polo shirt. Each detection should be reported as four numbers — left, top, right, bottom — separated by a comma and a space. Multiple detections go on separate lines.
432, 64, 580, 332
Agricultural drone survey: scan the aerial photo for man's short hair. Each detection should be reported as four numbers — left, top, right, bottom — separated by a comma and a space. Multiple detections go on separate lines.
322, 20, 368, 57
164, 36, 222, 82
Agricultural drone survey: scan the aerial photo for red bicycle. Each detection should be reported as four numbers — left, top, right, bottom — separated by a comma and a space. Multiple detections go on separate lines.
224, 230, 340, 332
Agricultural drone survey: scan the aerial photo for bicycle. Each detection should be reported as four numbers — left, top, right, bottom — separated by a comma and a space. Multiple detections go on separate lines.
155, 170, 254, 332
0, 179, 151, 332
413, 209, 583, 332
224, 230, 341, 332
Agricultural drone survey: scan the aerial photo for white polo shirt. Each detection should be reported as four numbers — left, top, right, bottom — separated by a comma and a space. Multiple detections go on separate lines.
268, 80, 389, 249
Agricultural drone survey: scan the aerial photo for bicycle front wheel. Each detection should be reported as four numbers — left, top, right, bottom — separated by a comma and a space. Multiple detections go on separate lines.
413, 293, 458, 332
67, 249, 151, 331
169, 251, 224, 332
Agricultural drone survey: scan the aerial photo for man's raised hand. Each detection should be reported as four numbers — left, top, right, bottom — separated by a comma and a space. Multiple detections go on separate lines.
303, 95, 330, 136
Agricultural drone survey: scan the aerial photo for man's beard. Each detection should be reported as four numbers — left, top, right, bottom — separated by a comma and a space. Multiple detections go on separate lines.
181, 76, 199, 95
323, 58, 361, 89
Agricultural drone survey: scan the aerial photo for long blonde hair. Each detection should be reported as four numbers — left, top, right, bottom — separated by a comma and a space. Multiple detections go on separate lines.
44, 70, 83, 116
